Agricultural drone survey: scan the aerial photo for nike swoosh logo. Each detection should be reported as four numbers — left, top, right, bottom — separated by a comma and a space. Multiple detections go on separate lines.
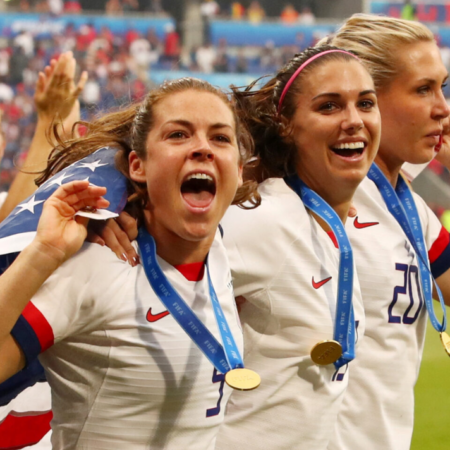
312, 276, 332, 289
353, 216, 379, 229
146, 308, 170, 322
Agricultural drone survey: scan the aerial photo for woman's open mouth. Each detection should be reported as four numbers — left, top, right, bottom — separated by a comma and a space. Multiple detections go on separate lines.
330, 141, 366, 160
181, 173, 216, 209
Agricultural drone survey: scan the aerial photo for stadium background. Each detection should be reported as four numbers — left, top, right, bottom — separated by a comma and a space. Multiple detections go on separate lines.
0, 0, 448, 447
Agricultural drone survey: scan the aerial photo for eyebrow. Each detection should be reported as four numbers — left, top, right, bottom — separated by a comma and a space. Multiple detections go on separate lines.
165, 119, 233, 129
312, 89, 376, 101
416, 76, 449, 84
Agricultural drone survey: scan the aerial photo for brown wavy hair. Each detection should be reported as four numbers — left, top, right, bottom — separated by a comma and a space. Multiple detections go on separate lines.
36, 77, 260, 218
231, 45, 362, 182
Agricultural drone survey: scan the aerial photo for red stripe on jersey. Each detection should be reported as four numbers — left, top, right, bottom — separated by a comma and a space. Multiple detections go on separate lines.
327, 231, 339, 249
428, 226, 450, 263
174, 262, 205, 281
21, 302, 54, 352
0, 410, 52, 449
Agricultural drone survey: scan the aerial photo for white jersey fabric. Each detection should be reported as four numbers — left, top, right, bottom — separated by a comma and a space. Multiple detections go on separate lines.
330, 176, 450, 450
12, 230, 242, 450
216, 178, 365, 450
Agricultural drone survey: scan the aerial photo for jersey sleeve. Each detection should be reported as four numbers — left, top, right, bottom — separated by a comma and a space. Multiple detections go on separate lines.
10, 243, 117, 366
220, 205, 275, 299
413, 192, 450, 278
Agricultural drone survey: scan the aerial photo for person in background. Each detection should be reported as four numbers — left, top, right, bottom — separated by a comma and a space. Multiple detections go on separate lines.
280, 3, 299, 24
247, 1, 265, 24
0, 51, 87, 223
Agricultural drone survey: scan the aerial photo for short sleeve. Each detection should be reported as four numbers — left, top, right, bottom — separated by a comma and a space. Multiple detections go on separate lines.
413, 192, 450, 278
10, 243, 119, 367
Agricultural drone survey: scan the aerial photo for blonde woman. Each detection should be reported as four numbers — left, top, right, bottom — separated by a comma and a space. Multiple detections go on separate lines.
323, 14, 450, 450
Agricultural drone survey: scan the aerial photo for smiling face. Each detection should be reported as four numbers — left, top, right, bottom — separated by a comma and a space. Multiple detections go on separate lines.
288, 58, 381, 205
129, 89, 243, 259
376, 41, 449, 171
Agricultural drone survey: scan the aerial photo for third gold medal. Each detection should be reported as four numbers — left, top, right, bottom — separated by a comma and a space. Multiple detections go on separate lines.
310, 340, 343, 366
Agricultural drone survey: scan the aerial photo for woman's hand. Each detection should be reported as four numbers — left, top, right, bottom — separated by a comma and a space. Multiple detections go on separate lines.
435, 117, 450, 168
33, 181, 109, 267
34, 51, 88, 137
87, 211, 139, 266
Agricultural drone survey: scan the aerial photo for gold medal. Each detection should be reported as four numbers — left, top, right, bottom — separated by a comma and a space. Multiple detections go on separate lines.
225, 368, 261, 391
310, 340, 342, 366
440, 332, 450, 357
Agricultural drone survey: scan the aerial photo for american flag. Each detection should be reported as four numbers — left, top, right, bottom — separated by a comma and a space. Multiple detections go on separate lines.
0, 146, 128, 449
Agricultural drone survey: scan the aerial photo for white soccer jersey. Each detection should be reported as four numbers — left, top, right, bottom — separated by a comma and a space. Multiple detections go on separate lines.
11, 230, 242, 450
330, 176, 450, 450
215, 178, 365, 450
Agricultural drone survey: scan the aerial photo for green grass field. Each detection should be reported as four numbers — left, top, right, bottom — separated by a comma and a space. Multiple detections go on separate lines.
411, 310, 450, 449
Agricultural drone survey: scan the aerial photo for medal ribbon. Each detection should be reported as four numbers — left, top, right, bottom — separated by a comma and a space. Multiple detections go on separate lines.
137, 227, 244, 374
285, 175, 356, 370
367, 163, 446, 332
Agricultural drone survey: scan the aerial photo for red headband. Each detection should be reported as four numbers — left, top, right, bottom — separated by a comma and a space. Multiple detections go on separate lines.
277, 49, 360, 115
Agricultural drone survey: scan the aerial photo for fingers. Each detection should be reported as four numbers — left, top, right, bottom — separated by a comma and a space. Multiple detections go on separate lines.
71, 196, 109, 212
100, 218, 140, 266
35, 72, 46, 95
74, 70, 88, 98
86, 228, 106, 246
51, 181, 107, 210
115, 211, 139, 241
348, 204, 358, 218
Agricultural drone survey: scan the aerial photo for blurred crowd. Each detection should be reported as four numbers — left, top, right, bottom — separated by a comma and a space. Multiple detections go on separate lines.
8, 0, 315, 22
0, 7, 321, 194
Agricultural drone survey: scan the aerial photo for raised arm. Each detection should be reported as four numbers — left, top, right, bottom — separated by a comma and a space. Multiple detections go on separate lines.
0, 52, 88, 222
0, 181, 108, 383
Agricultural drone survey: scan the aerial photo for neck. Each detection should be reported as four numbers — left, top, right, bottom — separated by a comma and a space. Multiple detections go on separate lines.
311, 199, 352, 226
295, 171, 354, 224
144, 217, 213, 266
374, 154, 403, 187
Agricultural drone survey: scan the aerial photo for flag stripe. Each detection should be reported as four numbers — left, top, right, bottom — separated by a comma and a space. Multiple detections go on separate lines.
0, 411, 52, 449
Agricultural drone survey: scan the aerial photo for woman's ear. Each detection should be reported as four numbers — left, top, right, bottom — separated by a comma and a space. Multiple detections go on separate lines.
278, 115, 293, 143
237, 163, 244, 188
129, 151, 146, 183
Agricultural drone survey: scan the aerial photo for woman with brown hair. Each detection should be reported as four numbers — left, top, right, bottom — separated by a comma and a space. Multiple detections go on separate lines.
0, 77, 258, 449
214, 45, 381, 449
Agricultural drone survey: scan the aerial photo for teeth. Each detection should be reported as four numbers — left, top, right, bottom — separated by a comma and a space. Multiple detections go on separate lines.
333, 142, 365, 150
187, 173, 213, 181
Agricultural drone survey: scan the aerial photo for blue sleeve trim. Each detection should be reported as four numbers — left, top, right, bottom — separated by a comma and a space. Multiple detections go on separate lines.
0, 360, 46, 406
431, 243, 450, 279
10, 315, 42, 366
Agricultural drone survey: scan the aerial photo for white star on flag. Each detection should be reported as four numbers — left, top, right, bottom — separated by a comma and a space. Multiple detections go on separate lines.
14, 196, 45, 215
43, 171, 73, 188
78, 160, 108, 172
